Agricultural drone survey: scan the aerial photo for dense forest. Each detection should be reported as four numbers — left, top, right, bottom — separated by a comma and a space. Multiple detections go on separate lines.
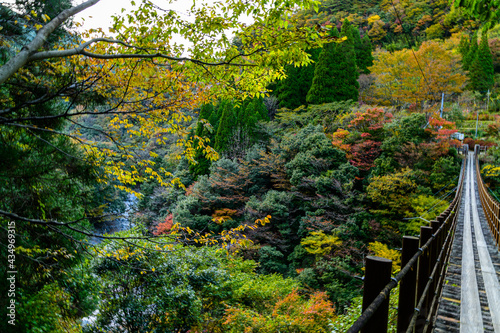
2, 0, 500, 332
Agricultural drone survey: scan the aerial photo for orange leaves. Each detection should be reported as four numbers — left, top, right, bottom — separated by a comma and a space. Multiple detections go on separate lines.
348, 107, 393, 135
212, 208, 238, 224
224, 289, 336, 332
332, 108, 392, 172
154, 214, 174, 235
428, 111, 458, 141
331, 128, 351, 153
369, 40, 467, 108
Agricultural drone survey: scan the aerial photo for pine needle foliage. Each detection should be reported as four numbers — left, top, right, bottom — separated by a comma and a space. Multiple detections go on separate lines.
306, 20, 359, 104
469, 33, 494, 94
306, 28, 342, 105
275, 48, 320, 109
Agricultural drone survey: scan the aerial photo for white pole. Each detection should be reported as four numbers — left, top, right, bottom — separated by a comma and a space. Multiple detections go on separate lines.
487, 89, 490, 112
475, 106, 479, 138
440, 92, 445, 118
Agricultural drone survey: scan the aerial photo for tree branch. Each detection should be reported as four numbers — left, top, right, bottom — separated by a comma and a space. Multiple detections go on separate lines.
28, 37, 259, 67
0, 0, 101, 84
0, 209, 85, 226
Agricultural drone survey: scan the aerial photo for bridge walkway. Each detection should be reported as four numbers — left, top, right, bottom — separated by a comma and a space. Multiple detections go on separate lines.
434, 152, 500, 332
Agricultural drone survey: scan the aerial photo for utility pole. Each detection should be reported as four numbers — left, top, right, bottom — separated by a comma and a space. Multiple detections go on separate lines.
440, 92, 444, 118
487, 89, 490, 112
475, 100, 479, 138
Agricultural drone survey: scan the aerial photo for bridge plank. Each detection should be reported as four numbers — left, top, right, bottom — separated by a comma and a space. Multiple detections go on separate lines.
460, 153, 484, 332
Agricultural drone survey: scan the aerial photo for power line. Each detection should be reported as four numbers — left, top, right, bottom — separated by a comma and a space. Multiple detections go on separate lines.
389, 0, 435, 104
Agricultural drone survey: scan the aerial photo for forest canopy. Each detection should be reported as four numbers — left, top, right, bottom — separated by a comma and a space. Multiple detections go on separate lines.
2, 0, 499, 331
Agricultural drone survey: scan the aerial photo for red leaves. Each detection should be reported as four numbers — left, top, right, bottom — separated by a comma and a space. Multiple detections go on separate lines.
350, 140, 382, 171
337, 108, 391, 171
348, 107, 393, 137
154, 213, 173, 235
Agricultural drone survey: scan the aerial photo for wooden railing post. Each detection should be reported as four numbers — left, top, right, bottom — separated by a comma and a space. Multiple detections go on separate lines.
397, 236, 419, 333
415, 226, 433, 333
361, 256, 393, 333
347, 145, 468, 333
475, 145, 500, 250
429, 220, 441, 301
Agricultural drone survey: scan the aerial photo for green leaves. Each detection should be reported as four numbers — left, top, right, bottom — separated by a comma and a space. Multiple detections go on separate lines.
95, 0, 329, 101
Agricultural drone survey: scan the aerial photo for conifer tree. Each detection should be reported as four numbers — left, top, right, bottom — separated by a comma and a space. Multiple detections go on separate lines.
195, 103, 215, 138
275, 48, 320, 109
463, 32, 478, 71
191, 103, 216, 177
214, 100, 237, 151
275, 65, 303, 109
238, 98, 259, 132
306, 29, 341, 104
469, 33, 494, 93
306, 21, 359, 104
352, 27, 362, 68
458, 34, 470, 69
208, 99, 226, 134
245, 97, 270, 122
334, 19, 360, 101
358, 35, 374, 74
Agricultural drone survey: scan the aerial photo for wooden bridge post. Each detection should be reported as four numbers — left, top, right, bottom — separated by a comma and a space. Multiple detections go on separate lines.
361, 256, 393, 333
430, 221, 441, 300
397, 236, 419, 333
416, 226, 433, 333
436, 214, 448, 243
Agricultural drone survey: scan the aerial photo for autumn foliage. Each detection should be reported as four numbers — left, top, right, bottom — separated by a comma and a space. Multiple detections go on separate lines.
154, 214, 174, 235
368, 39, 467, 108
224, 290, 336, 332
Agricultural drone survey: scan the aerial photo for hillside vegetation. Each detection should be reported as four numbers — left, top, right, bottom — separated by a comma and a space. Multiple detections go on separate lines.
2, 0, 500, 332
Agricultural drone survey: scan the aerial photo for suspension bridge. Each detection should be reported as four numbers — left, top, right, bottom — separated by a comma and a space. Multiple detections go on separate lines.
347, 145, 500, 333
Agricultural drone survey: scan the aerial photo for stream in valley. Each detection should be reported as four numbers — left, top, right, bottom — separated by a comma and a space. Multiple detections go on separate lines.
89, 193, 138, 244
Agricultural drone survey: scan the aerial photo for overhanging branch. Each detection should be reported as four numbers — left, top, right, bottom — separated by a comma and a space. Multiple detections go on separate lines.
0, 0, 101, 84
28, 37, 259, 67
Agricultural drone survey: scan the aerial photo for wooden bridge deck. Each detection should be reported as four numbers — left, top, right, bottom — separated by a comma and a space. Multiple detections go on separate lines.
435, 152, 500, 332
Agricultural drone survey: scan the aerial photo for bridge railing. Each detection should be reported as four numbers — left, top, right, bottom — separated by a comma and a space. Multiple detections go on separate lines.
346, 145, 468, 333
474, 144, 500, 250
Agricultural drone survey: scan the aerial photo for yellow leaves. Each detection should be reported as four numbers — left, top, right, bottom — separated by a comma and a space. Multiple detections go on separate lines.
68, 57, 212, 193
482, 164, 500, 178
367, 15, 381, 25
158, 215, 270, 251
334, 36, 348, 44
301, 231, 342, 258
1, 0, 331, 202
369, 40, 466, 107
368, 241, 401, 273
